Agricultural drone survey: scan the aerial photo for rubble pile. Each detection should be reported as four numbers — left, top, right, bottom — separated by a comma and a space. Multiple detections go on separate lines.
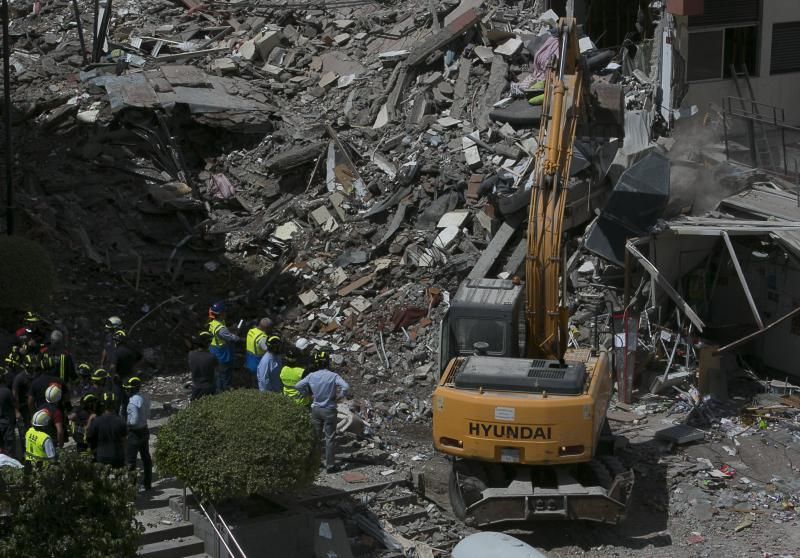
5, 0, 800, 556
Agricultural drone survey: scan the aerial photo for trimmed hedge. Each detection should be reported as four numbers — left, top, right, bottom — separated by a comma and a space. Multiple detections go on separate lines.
0, 236, 55, 310
155, 390, 319, 503
0, 452, 141, 558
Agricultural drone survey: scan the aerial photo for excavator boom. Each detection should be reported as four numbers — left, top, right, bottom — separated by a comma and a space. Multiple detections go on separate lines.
526, 19, 585, 360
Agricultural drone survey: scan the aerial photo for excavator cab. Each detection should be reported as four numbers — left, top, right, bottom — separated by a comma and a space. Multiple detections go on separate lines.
438, 278, 525, 375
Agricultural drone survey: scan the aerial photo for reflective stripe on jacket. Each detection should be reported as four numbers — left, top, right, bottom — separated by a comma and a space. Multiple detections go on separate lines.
25, 428, 51, 465
208, 320, 225, 348
280, 366, 309, 405
245, 328, 266, 357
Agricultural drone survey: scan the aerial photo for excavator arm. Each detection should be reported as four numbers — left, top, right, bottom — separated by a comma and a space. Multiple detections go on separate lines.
526, 18, 586, 360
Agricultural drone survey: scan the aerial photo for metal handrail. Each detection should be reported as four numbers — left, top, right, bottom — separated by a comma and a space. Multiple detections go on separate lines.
195, 498, 243, 558
218, 512, 248, 558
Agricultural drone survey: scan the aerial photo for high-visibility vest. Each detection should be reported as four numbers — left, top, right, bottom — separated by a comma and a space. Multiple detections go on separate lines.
280, 366, 309, 405
208, 320, 226, 348
245, 328, 267, 357
25, 428, 52, 465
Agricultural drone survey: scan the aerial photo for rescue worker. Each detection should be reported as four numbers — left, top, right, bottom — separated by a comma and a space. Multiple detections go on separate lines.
124, 377, 152, 491
28, 354, 61, 415
100, 316, 123, 368
188, 331, 216, 400
207, 301, 240, 392
76, 363, 92, 396
257, 335, 283, 393
86, 392, 126, 468
70, 392, 98, 453
37, 384, 65, 448
110, 329, 140, 416
18, 312, 45, 350
244, 318, 272, 387
25, 409, 56, 469
83, 368, 108, 399
12, 354, 35, 430
45, 329, 75, 386
279, 347, 310, 406
295, 351, 350, 473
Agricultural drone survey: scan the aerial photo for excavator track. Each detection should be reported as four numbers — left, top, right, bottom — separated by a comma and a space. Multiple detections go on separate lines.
448, 455, 633, 526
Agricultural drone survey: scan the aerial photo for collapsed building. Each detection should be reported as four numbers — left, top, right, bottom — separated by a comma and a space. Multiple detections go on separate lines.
2, 0, 800, 557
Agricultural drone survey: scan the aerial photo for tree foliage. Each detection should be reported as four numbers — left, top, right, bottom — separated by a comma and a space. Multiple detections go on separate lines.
155, 390, 319, 503
0, 453, 142, 558
0, 236, 55, 310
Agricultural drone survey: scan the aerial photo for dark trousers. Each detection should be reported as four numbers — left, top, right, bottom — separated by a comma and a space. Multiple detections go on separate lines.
127, 427, 152, 489
216, 361, 233, 392
311, 406, 338, 469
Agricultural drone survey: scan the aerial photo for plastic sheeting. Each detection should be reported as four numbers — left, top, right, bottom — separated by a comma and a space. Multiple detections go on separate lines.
585, 151, 671, 265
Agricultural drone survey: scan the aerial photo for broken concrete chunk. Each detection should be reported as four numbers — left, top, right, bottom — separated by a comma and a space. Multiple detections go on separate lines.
473, 45, 494, 63
238, 39, 257, 61
273, 220, 302, 241
212, 57, 237, 74
437, 210, 471, 229
330, 267, 348, 287
299, 290, 320, 306
310, 206, 339, 232
319, 71, 339, 88
371, 152, 397, 179
463, 136, 481, 168
256, 30, 283, 60
434, 226, 460, 250
261, 63, 283, 75
373, 104, 390, 129
494, 38, 522, 57
437, 116, 462, 128
350, 296, 372, 313
334, 33, 351, 46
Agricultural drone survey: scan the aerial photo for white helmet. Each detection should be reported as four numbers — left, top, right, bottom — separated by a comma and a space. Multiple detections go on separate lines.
105, 316, 123, 330
32, 410, 51, 428
45, 383, 62, 404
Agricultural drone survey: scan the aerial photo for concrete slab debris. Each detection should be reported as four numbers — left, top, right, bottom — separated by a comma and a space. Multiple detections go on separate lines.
494, 38, 522, 57
299, 290, 320, 306
273, 221, 302, 241
437, 210, 471, 229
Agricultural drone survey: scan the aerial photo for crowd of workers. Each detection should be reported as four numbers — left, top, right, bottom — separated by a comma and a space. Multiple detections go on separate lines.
191, 301, 351, 473
0, 312, 151, 490
0, 301, 351, 479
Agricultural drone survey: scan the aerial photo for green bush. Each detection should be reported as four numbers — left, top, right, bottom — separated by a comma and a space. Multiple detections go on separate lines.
155, 390, 320, 503
0, 452, 142, 558
0, 236, 55, 310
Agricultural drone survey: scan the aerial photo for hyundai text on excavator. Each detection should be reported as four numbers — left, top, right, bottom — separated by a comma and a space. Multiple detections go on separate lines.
432, 18, 633, 526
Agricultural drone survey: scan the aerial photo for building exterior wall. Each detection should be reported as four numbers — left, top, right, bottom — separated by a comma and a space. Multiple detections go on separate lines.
674, 0, 800, 124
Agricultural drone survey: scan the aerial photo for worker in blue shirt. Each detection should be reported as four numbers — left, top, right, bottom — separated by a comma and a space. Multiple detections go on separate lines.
207, 301, 241, 392
294, 351, 350, 473
256, 336, 283, 393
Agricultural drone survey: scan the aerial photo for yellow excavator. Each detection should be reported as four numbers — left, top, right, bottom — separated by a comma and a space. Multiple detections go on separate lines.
432, 18, 633, 526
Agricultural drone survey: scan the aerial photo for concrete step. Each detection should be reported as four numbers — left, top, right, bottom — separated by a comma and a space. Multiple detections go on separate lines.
137, 535, 205, 558
139, 520, 195, 546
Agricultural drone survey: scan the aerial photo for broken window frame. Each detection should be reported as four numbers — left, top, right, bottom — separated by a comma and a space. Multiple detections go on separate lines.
686, 23, 760, 82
